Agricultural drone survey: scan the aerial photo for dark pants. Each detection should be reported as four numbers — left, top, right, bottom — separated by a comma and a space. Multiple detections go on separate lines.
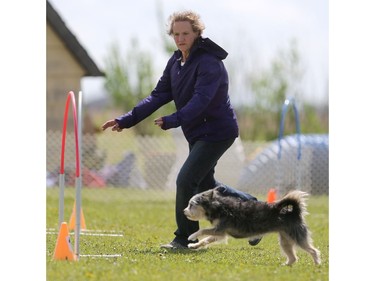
173, 138, 257, 246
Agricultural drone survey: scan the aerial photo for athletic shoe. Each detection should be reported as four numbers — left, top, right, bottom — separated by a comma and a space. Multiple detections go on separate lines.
248, 237, 263, 246
160, 240, 189, 250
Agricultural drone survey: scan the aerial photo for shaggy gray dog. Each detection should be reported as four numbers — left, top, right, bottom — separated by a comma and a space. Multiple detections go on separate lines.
184, 187, 321, 265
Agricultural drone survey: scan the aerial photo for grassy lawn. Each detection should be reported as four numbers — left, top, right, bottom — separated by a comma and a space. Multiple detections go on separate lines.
46, 188, 328, 281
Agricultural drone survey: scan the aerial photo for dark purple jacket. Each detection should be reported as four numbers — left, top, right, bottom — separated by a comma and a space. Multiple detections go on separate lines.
115, 37, 239, 144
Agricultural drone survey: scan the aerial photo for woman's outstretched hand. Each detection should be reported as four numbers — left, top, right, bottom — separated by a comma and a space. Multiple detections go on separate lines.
102, 119, 123, 132
154, 117, 164, 128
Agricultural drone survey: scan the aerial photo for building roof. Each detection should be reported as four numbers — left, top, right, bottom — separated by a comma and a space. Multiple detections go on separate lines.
47, 1, 104, 77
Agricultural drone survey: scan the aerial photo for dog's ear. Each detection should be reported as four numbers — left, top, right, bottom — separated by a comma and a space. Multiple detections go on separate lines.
212, 186, 223, 199
204, 189, 214, 199
214, 185, 225, 193
197, 189, 214, 203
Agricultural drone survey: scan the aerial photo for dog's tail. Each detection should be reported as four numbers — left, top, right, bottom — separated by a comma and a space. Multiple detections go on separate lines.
274, 190, 310, 242
274, 190, 309, 220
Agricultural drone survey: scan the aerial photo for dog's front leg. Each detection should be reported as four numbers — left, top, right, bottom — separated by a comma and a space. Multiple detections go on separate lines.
188, 235, 226, 249
188, 227, 226, 249
188, 227, 222, 241
188, 229, 203, 242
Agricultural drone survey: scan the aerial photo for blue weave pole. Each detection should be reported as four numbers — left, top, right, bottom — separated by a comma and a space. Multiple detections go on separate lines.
277, 97, 302, 160
276, 97, 302, 191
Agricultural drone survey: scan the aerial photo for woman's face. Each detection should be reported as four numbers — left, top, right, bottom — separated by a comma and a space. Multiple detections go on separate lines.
172, 21, 199, 54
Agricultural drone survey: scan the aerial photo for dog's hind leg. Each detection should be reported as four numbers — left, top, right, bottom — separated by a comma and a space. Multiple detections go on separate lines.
188, 235, 227, 249
297, 237, 321, 265
279, 232, 298, 266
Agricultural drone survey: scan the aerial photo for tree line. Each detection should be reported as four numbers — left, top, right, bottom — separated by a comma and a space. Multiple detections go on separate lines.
102, 9, 328, 141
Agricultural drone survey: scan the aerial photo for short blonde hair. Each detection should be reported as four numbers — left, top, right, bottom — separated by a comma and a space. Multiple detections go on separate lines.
167, 10, 205, 36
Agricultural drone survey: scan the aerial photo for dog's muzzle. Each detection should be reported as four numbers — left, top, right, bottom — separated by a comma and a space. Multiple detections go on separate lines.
183, 207, 196, 221
183, 208, 191, 218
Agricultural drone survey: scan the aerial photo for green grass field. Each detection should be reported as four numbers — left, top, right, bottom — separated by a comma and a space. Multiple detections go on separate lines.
47, 188, 329, 281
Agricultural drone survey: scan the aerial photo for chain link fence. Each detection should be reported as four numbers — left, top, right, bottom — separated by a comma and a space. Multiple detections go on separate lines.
238, 134, 329, 195
47, 129, 328, 198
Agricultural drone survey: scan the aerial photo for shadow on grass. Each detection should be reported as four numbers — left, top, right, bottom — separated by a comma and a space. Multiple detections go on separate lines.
160, 248, 209, 255
127, 246, 210, 256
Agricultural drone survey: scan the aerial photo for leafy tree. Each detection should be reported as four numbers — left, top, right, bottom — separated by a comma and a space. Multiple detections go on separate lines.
103, 3, 176, 136
104, 41, 133, 111
236, 39, 328, 141
156, 0, 176, 54
103, 10, 328, 140
104, 39, 174, 135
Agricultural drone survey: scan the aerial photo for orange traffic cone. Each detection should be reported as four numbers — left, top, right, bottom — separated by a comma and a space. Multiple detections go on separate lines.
267, 188, 277, 203
52, 222, 76, 261
68, 202, 86, 231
